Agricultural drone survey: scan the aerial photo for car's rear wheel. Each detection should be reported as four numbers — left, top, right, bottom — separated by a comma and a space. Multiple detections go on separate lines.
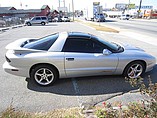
31, 65, 57, 86
123, 61, 145, 78
41, 22, 45, 25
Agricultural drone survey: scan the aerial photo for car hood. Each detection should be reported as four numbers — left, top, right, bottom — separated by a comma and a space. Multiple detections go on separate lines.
120, 43, 145, 51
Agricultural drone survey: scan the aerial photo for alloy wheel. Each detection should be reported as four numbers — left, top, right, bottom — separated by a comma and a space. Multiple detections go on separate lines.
127, 63, 143, 78
34, 68, 54, 86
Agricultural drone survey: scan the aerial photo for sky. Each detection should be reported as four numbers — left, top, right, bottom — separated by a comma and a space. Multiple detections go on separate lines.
0, 0, 157, 10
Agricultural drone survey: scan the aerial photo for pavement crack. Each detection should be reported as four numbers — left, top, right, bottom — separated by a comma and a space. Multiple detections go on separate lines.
94, 92, 124, 106
72, 78, 82, 107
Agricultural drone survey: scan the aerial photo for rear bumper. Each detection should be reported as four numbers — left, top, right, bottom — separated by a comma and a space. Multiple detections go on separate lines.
3, 61, 30, 78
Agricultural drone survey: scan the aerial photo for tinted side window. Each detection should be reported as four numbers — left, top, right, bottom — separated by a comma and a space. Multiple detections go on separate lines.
41, 17, 47, 20
62, 38, 104, 53
23, 33, 59, 51
36, 17, 41, 20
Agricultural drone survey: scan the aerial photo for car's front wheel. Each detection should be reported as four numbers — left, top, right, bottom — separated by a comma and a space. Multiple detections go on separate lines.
31, 65, 57, 86
123, 61, 145, 78
27, 22, 31, 26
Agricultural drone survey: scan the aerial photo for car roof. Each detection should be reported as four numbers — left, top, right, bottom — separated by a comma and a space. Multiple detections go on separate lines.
68, 32, 91, 39
34, 16, 47, 18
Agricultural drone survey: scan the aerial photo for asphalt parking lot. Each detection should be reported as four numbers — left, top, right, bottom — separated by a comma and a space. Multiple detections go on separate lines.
0, 22, 157, 112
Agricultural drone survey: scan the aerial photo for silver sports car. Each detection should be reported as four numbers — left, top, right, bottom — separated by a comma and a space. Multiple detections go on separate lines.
3, 32, 156, 86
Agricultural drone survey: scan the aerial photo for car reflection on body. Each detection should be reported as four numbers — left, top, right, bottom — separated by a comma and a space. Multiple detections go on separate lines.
3, 32, 156, 86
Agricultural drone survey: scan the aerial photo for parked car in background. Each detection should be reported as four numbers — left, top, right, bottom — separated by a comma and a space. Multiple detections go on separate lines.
119, 14, 130, 20
3, 32, 156, 86
48, 16, 52, 22
25, 16, 48, 26
52, 16, 62, 22
61, 16, 71, 22
52, 17, 58, 22
94, 13, 105, 22
0, 19, 6, 27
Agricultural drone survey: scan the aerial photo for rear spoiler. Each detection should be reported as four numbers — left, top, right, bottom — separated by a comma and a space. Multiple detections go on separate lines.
5, 38, 42, 54
6, 38, 38, 50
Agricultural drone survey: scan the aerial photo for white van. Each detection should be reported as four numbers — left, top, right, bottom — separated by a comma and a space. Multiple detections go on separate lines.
119, 14, 130, 20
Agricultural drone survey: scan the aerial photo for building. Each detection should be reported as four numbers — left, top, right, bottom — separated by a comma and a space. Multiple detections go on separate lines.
0, 5, 59, 18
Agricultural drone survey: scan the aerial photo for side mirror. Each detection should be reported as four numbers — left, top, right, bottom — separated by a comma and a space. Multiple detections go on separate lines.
103, 49, 112, 55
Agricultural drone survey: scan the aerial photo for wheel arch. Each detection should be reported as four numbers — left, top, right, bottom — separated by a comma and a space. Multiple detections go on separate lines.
41, 21, 46, 25
123, 60, 146, 75
29, 63, 59, 78
26, 22, 31, 25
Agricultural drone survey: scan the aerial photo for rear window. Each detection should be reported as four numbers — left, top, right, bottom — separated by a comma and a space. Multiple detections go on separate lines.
23, 33, 59, 51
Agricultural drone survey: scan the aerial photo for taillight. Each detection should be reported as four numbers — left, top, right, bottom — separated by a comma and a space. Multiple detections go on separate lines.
5, 55, 11, 62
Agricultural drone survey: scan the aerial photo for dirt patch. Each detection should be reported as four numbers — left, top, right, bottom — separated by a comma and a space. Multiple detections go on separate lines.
76, 19, 119, 33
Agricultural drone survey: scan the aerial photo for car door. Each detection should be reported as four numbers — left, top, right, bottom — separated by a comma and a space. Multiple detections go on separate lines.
62, 37, 118, 78
31, 17, 41, 24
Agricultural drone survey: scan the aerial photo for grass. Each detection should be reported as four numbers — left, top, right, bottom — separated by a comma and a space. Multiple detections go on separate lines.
76, 19, 119, 33
0, 106, 83, 118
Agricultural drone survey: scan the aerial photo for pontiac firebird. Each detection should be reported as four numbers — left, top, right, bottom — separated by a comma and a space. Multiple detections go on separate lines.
3, 32, 156, 86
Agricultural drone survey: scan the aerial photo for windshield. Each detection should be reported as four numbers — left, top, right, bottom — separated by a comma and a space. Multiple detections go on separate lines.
93, 36, 120, 52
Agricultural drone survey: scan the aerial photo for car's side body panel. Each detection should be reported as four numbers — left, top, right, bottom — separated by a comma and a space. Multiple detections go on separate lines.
64, 52, 118, 77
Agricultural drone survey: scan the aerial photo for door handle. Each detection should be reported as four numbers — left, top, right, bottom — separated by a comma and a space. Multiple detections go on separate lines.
66, 58, 74, 61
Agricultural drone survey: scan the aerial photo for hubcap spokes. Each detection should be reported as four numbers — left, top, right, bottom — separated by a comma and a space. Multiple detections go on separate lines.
35, 68, 54, 85
128, 64, 143, 78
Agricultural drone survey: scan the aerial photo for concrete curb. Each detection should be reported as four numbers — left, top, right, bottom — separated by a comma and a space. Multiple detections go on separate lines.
0, 24, 24, 32
132, 18, 157, 22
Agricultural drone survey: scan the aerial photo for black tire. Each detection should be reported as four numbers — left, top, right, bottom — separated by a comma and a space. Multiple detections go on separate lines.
41, 22, 45, 25
27, 22, 31, 26
123, 61, 145, 78
31, 65, 58, 86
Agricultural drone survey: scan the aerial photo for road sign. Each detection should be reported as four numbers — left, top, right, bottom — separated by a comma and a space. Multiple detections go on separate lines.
129, 4, 135, 9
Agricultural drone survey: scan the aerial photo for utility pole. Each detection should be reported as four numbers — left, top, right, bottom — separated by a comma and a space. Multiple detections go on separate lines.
138, 0, 142, 18
64, 0, 65, 8
63, 0, 65, 15
72, 0, 74, 21
59, 0, 60, 8
69, 3, 70, 13
128, 0, 130, 12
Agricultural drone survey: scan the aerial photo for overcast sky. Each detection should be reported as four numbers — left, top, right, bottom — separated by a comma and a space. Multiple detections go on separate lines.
0, 0, 156, 10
